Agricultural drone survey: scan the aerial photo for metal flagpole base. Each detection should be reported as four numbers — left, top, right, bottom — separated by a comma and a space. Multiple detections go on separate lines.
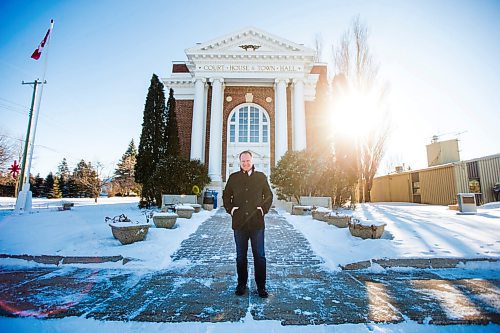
15, 189, 32, 212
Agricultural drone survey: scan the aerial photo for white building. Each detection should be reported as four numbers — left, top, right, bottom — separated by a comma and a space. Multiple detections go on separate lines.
163, 27, 329, 193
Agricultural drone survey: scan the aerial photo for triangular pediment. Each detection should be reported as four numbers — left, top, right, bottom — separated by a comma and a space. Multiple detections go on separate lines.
185, 26, 315, 56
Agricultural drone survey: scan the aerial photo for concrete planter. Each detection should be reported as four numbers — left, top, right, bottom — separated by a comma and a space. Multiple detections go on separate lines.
312, 207, 330, 221
188, 204, 202, 213
109, 223, 150, 245
312, 209, 329, 221
325, 214, 351, 228
175, 205, 195, 219
153, 213, 178, 229
348, 219, 386, 239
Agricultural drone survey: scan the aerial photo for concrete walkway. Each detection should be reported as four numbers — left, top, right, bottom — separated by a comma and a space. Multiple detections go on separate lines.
0, 209, 498, 325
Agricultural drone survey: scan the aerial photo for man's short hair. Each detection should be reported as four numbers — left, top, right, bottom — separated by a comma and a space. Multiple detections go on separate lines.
239, 150, 253, 159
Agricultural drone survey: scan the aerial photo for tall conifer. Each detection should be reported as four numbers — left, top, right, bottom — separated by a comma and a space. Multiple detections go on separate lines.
135, 74, 168, 203
115, 139, 139, 196
165, 88, 180, 157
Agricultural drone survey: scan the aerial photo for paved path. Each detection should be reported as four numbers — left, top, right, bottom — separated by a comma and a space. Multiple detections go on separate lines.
0, 209, 499, 325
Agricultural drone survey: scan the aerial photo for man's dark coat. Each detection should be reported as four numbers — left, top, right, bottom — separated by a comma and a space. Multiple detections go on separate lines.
223, 167, 273, 230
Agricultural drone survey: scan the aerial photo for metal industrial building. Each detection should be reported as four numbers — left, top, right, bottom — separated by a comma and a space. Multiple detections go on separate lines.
371, 153, 500, 206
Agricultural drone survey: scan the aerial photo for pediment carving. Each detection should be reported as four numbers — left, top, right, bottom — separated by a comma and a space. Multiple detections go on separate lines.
186, 27, 314, 57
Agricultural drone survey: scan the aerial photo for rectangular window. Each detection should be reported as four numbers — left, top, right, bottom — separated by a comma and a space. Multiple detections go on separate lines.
262, 124, 268, 143
249, 107, 259, 142
230, 124, 235, 142
467, 161, 479, 179
239, 109, 248, 142
411, 173, 420, 195
468, 179, 481, 193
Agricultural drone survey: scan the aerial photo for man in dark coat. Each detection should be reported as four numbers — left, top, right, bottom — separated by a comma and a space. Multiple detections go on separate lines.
223, 150, 273, 298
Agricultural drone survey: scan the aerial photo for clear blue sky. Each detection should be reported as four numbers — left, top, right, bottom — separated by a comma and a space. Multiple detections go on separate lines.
1, 0, 499, 177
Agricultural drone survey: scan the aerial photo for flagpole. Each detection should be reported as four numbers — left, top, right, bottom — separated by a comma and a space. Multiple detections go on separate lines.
15, 19, 54, 212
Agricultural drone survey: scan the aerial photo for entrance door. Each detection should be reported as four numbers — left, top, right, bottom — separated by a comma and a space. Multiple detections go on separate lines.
226, 104, 271, 179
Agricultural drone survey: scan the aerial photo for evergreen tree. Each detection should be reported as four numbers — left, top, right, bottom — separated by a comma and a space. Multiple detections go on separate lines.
152, 156, 210, 205
31, 173, 45, 197
114, 139, 139, 196
270, 151, 315, 203
52, 176, 62, 199
135, 74, 168, 204
45, 172, 55, 198
73, 160, 99, 198
165, 88, 180, 157
57, 158, 71, 197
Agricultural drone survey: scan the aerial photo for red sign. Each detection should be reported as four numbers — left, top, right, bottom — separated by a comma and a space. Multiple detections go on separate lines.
8, 160, 20, 178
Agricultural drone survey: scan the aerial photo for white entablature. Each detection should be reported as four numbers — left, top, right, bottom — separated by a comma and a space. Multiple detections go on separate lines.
163, 27, 320, 101
184, 26, 316, 79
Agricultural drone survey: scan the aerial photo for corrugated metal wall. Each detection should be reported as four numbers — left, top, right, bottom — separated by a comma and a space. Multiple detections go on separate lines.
419, 166, 457, 205
371, 177, 390, 202
454, 162, 469, 195
371, 155, 499, 205
478, 155, 500, 203
371, 173, 411, 203
390, 173, 412, 202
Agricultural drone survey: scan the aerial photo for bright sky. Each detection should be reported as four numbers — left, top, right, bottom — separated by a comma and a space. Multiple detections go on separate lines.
1, 0, 499, 177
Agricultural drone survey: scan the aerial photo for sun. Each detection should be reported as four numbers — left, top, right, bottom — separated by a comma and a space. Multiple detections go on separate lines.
330, 88, 383, 141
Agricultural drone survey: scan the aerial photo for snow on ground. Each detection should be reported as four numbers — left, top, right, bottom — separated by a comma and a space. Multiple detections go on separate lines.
286, 202, 500, 271
0, 198, 499, 271
0, 315, 498, 333
0, 197, 216, 269
0, 198, 499, 332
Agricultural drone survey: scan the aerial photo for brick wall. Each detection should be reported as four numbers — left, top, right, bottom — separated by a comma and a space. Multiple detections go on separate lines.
219, 86, 276, 182
175, 100, 194, 159
172, 63, 189, 73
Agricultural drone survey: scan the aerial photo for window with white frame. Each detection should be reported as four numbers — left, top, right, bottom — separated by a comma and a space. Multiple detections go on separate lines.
229, 105, 269, 144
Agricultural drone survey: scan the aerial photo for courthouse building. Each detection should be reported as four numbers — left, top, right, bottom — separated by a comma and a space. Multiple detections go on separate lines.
162, 27, 328, 191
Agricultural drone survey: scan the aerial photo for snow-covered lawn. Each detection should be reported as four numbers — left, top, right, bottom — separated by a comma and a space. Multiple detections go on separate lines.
0, 197, 216, 269
288, 202, 500, 271
0, 198, 499, 271
0, 198, 499, 332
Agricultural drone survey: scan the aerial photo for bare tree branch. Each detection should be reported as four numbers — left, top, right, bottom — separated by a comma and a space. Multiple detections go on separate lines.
331, 16, 392, 202
314, 33, 323, 62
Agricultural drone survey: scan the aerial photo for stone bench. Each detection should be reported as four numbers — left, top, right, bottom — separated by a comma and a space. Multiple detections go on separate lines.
300, 196, 332, 209
161, 194, 197, 211
57, 202, 74, 211
292, 205, 313, 215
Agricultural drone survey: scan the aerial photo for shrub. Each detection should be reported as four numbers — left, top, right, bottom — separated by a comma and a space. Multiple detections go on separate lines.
152, 156, 211, 205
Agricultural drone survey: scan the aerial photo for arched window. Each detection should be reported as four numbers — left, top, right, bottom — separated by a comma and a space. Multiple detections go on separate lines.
229, 105, 269, 144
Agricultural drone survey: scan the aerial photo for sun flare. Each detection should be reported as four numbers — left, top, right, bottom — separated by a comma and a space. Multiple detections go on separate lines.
331, 89, 381, 140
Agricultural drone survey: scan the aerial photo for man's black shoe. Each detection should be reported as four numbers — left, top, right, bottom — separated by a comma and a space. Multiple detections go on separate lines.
235, 284, 247, 296
257, 288, 269, 298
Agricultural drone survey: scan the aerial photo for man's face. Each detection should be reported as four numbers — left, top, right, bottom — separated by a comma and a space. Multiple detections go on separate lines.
240, 153, 253, 172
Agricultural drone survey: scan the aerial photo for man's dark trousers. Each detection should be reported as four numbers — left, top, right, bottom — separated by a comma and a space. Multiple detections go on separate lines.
234, 228, 266, 288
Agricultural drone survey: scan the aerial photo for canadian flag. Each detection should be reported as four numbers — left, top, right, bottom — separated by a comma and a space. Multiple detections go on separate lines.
31, 19, 54, 60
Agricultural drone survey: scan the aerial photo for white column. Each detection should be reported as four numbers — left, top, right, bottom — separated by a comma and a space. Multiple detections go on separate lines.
208, 78, 224, 183
190, 78, 206, 161
292, 78, 306, 151
202, 84, 209, 161
274, 78, 288, 164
